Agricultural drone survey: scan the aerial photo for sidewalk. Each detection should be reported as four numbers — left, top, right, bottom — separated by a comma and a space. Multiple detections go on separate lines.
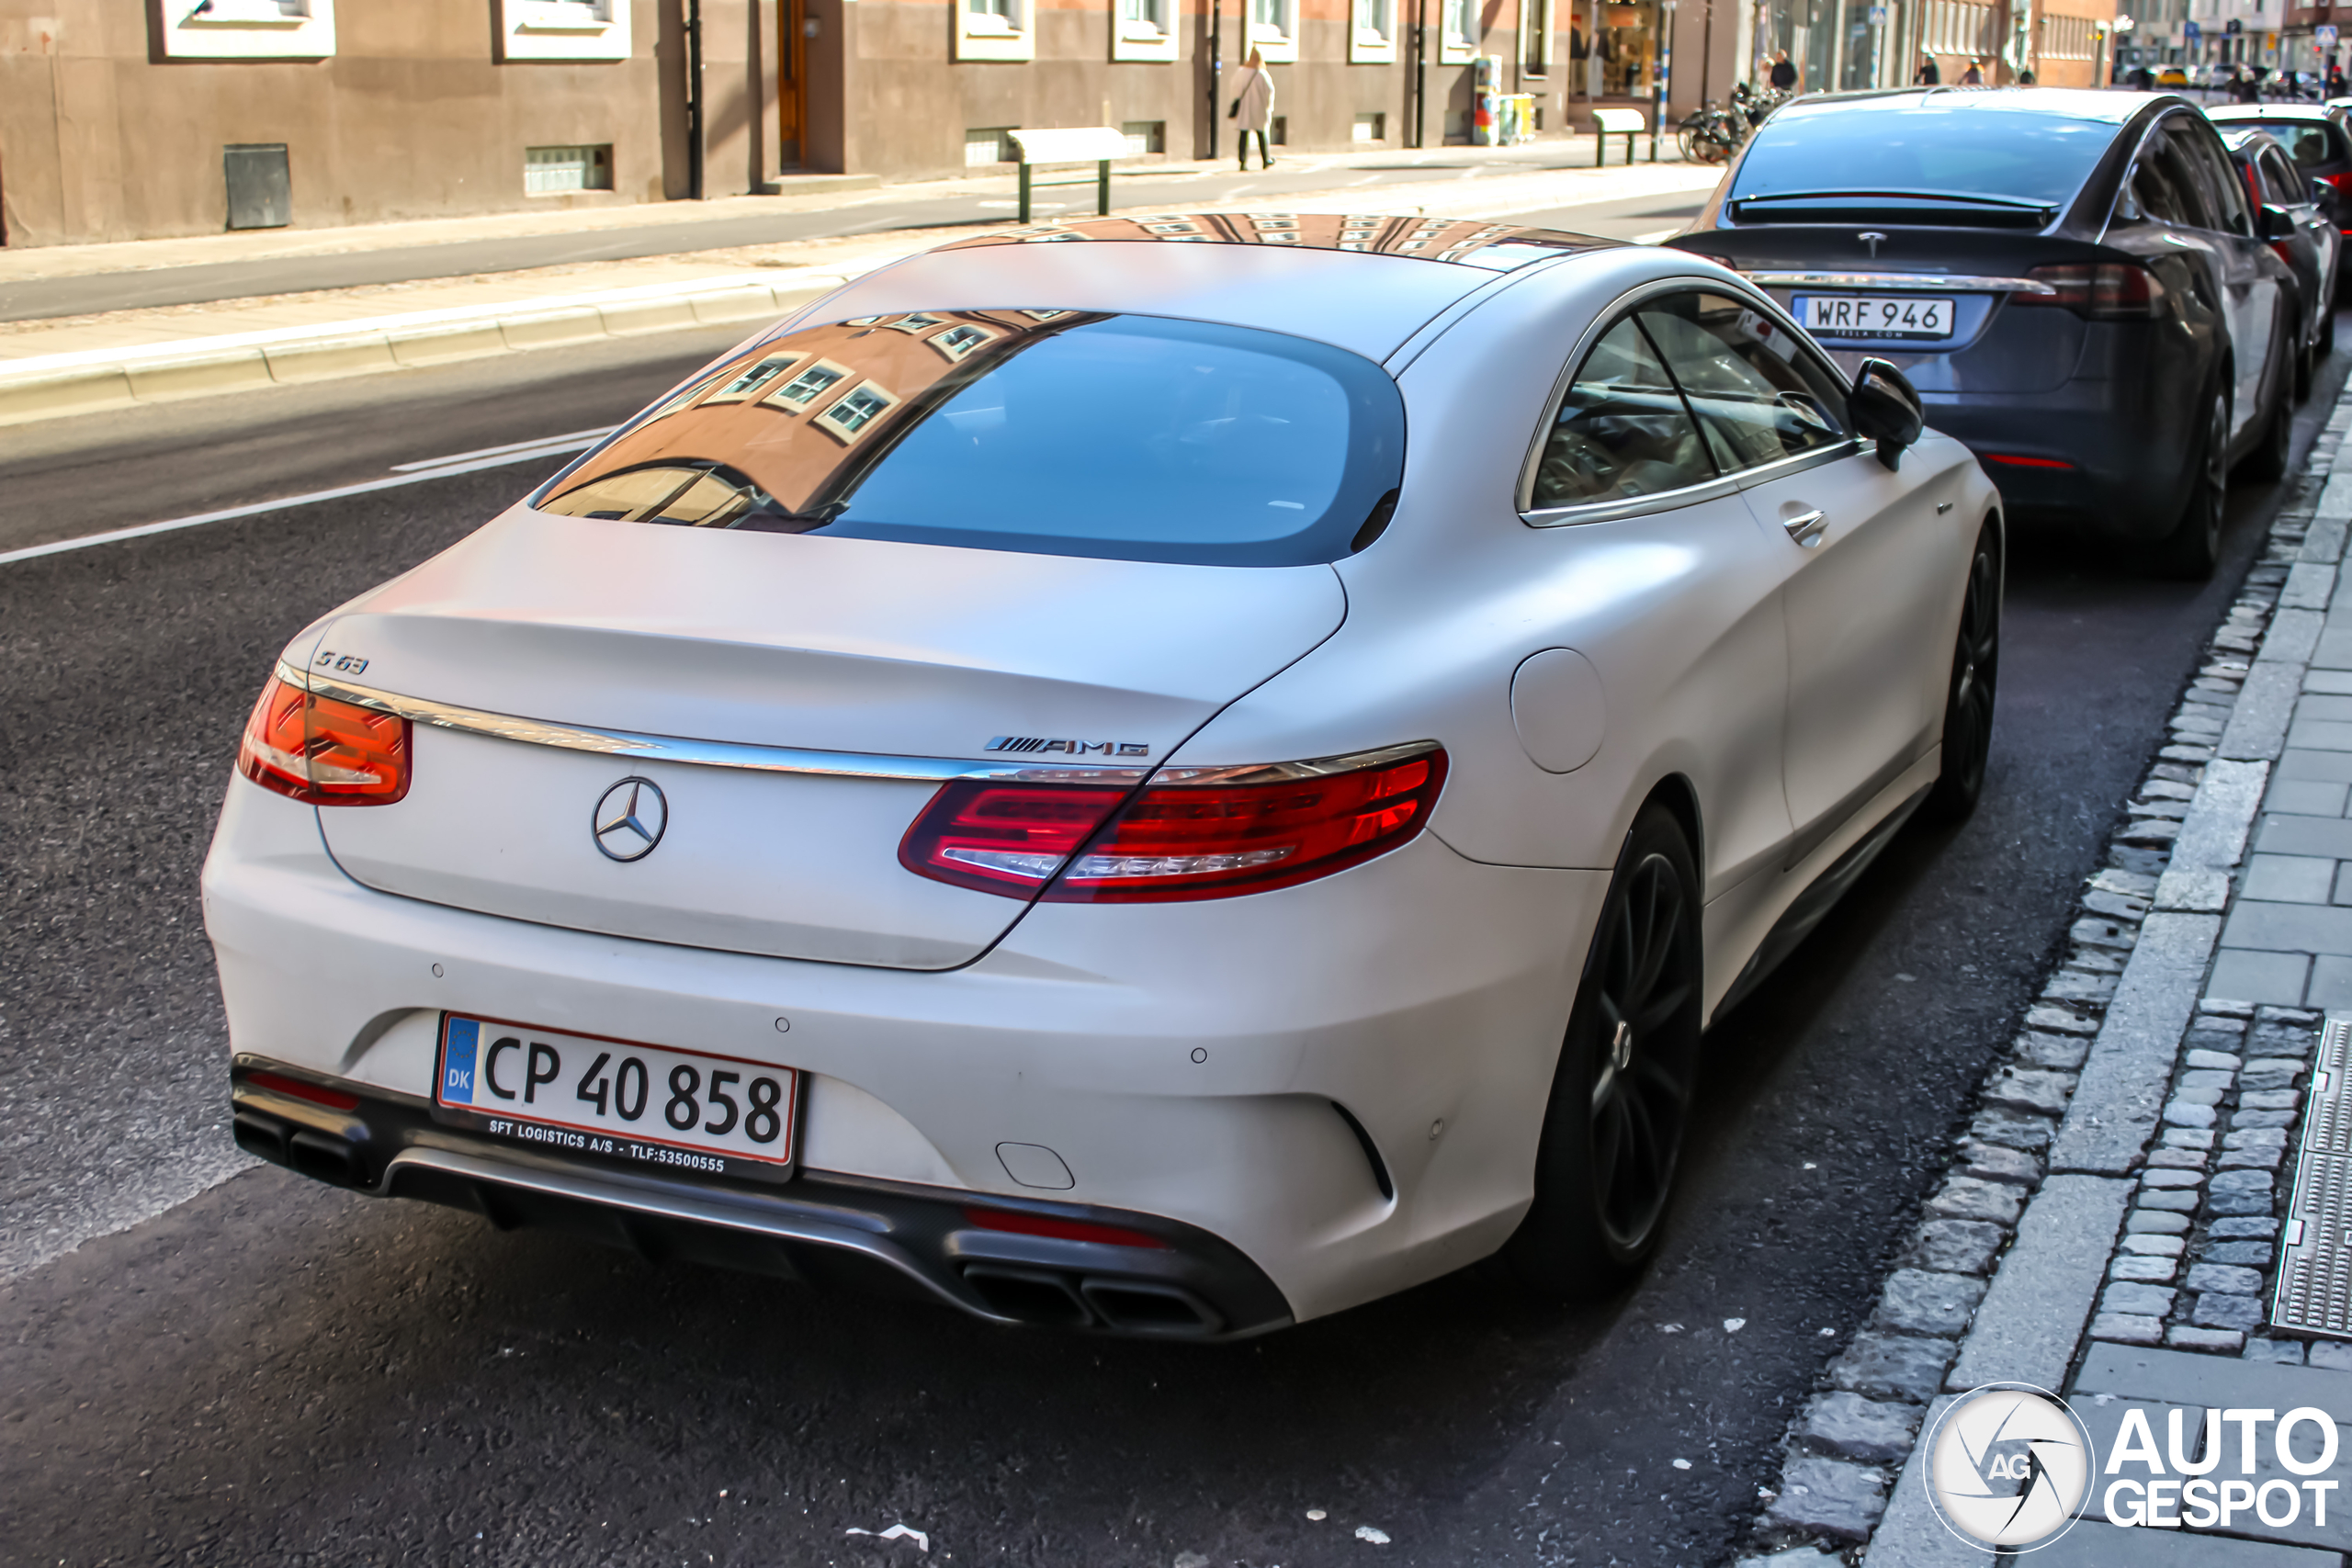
0, 156, 1719, 430
1731, 389, 2352, 1567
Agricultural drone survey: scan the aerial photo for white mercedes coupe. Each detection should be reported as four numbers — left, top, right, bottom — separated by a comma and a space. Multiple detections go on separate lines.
204, 214, 2001, 1338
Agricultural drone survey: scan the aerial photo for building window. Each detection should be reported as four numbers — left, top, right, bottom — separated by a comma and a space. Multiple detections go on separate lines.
1523, 0, 1552, 73
1114, 0, 1180, 59
498, 0, 632, 62
966, 128, 1018, 166
813, 382, 903, 445
929, 323, 999, 362
1250, 0, 1299, 62
1440, 0, 1478, 62
704, 355, 805, 403
769, 360, 853, 410
1351, 0, 1396, 62
157, 0, 335, 60
1353, 111, 1388, 141
958, 0, 1035, 61
525, 144, 614, 195
1121, 120, 1168, 155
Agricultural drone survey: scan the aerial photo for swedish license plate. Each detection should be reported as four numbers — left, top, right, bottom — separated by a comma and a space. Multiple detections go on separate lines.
434, 1013, 798, 1181
1794, 294, 1954, 340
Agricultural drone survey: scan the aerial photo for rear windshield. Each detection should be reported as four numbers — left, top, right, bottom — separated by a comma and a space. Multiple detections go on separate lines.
536, 310, 1407, 567
1730, 100, 2118, 218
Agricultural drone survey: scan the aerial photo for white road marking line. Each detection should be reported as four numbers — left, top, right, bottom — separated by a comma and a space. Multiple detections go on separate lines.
388, 427, 613, 471
0, 442, 593, 568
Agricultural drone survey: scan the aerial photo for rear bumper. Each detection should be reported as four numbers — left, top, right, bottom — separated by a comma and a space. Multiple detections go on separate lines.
230, 1065, 1291, 1337
1919, 384, 2188, 536
202, 772, 1606, 1328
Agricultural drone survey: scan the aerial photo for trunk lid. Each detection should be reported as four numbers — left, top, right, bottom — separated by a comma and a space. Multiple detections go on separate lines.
312, 511, 1345, 967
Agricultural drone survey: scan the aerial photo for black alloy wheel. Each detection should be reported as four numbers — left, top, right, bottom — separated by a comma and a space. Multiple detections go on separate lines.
1508, 803, 1703, 1295
2153, 387, 2229, 580
1921, 523, 2001, 824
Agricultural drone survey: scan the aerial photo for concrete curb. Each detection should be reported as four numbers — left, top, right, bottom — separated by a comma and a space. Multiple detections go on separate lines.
1837, 396, 2352, 1565
1732, 391, 2352, 1568
0, 271, 852, 428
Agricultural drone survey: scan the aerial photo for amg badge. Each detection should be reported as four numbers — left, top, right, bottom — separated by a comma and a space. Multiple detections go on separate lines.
987, 737, 1151, 757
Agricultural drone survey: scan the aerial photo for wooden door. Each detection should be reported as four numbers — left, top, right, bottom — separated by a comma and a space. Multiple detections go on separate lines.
779, 0, 805, 168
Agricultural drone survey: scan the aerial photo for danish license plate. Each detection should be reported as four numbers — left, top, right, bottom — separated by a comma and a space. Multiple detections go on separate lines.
1794, 293, 1954, 340
434, 1013, 797, 1181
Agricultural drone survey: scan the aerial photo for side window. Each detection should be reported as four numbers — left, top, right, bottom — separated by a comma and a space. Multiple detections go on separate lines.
1528, 316, 1716, 510
1637, 291, 1849, 472
2127, 150, 2190, 225
2144, 130, 2216, 230
2175, 123, 2252, 234
2263, 148, 2303, 207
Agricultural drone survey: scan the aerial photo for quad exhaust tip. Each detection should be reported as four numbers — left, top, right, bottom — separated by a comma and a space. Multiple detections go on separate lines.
961, 1264, 1223, 1337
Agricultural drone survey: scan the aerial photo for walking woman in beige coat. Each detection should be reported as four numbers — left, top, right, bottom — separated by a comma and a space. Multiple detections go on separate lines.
1232, 49, 1275, 170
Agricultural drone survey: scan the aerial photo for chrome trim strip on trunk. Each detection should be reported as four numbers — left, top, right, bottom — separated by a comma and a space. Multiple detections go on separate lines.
278, 660, 1431, 788
1151, 739, 1442, 787
1744, 271, 2057, 295
278, 660, 1154, 785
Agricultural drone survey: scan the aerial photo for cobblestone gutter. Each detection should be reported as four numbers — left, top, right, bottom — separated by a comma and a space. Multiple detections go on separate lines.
1725, 396, 2352, 1568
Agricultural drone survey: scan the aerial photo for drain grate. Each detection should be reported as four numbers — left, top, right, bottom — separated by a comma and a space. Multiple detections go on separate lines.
2274, 1015, 2352, 1337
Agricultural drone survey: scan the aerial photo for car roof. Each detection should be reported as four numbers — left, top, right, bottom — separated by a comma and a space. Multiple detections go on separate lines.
1770, 85, 2154, 125
2218, 126, 2285, 150
929, 213, 1622, 273
2209, 104, 2341, 120
792, 215, 1634, 363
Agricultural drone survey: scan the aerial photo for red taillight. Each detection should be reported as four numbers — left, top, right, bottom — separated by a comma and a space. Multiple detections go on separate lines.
2325, 171, 2352, 196
963, 1207, 1170, 1249
237, 674, 412, 806
1983, 454, 2075, 469
899, 745, 1448, 903
2013, 263, 2165, 320
245, 1069, 362, 1111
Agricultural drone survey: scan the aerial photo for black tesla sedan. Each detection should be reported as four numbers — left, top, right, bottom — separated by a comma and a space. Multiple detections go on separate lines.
1670, 88, 2299, 576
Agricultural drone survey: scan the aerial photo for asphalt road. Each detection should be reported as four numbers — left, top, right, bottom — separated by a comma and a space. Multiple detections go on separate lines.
0, 152, 1704, 322
0, 322, 2340, 1568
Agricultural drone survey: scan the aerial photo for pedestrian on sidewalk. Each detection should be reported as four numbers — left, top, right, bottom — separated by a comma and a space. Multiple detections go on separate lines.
1959, 56, 1984, 85
1915, 52, 1940, 85
1231, 50, 1276, 172
1769, 49, 1798, 91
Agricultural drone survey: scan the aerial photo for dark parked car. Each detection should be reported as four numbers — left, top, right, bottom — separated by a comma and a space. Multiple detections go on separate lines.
2220, 126, 2341, 396
2208, 103, 2352, 248
1673, 88, 2299, 577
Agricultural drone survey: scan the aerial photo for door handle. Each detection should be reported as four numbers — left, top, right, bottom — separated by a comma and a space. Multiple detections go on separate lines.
1783, 508, 1829, 547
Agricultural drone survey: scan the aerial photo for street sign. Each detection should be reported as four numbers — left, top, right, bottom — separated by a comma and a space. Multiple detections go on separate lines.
2184, 19, 2199, 39
2321, 23, 2340, 45
1867, 5, 1885, 21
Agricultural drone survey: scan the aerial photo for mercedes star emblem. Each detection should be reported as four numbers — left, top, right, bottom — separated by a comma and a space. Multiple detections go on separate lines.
592, 776, 668, 862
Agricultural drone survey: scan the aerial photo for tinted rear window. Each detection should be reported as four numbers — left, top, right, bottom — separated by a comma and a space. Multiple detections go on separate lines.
536, 310, 1406, 567
1730, 101, 2117, 216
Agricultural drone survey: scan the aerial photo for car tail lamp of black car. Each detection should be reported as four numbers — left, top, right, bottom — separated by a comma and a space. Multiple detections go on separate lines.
238, 673, 412, 806
2013, 263, 2165, 320
900, 745, 1448, 902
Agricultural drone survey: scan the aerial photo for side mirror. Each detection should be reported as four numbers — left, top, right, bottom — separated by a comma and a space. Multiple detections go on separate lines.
2312, 179, 2342, 219
1849, 357, 1925, 471
2259, 203, 2298, 239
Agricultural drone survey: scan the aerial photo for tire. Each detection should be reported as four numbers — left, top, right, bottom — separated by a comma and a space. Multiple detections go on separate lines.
1920, 524, 2001, 825
2152, 385, 2228, 581
1507, 803, 1703, 1298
